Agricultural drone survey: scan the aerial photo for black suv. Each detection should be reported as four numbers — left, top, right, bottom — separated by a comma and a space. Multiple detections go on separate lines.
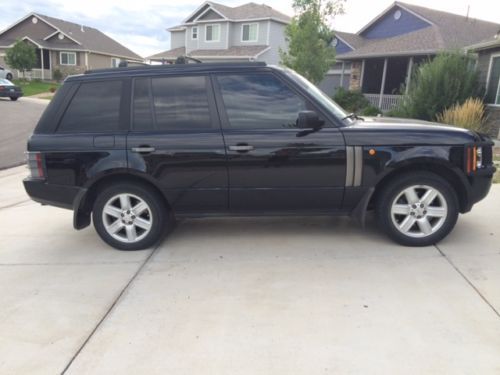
23, 62, 495, 250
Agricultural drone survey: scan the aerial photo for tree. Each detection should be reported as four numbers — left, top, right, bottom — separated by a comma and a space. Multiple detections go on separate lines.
280, 0, 345, 84
5, 40, 37, 78
393, 52, 482, 121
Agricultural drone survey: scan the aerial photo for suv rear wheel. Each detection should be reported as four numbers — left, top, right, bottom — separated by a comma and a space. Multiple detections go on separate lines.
376, 172, 459, 246
92, 183, 168, 250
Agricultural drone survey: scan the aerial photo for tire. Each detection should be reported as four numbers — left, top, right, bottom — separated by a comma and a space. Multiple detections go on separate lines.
6, 73, 12, 80
376, 172, 459, 247
92, 183, 168, 250
10, 97, 18, 101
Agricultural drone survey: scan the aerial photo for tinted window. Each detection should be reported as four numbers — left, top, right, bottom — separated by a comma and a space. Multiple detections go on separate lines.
149, 75, 211, 130
133, 78, 154, 130
217, 73, 307, 129
58, 80, 122, 132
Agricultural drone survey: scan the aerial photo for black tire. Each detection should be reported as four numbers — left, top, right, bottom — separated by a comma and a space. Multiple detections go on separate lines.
376, 172, 459, 247
10, 97, 18, 101
6, 73, 12, 80
92, 183, 168, 250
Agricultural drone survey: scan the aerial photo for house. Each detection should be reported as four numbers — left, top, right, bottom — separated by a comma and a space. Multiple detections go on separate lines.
147, 1, 290, 64
0, 12, 143, 80
325, 2, 500, 111
468, 33, 500, 138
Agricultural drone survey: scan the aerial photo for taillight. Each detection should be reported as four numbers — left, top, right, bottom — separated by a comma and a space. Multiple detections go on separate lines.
26, 152, 45, 179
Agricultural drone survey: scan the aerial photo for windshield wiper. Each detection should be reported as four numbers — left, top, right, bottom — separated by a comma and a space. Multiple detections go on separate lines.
342, 113, 365, 121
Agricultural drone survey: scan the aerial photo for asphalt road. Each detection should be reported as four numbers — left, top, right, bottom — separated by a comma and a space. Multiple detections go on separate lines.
0, 97, 48, 169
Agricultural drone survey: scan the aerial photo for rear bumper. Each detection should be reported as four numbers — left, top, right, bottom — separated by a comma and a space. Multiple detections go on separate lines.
23, 178, 81, 210
0, 91, 22, 98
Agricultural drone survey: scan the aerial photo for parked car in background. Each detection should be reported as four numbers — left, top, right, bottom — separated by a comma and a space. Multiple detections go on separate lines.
23, 62, 496, 250
0, 79, 22, 101
0, 65, 13, 80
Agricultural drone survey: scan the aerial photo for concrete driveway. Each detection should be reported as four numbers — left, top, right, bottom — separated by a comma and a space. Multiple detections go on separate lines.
0, 97, 48, 169
1, 166, 499, 374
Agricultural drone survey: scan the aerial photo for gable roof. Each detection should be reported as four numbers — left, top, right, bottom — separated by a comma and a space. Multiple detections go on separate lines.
0, 12, 142, 60
181, 1, 290, 25
336, 1, 500, 60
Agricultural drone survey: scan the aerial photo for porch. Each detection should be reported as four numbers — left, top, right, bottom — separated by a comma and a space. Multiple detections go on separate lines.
16, 48, 52, 80
354, 55, 431, 112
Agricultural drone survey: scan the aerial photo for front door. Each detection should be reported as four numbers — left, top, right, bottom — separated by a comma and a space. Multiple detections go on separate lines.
127, 74, 228, 213
213, 72, 346, 213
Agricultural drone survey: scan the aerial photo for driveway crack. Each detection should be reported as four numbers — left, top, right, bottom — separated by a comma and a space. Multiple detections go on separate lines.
434, 244, 500, 319
60, 245, 160, 374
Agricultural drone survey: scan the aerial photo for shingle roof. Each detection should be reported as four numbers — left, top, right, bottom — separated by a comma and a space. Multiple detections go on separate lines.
209, 2, 291, 22
34, 13, 142, 60
336, 1, 500, 59
334, 31, 365, 49
147, 45, 268, 60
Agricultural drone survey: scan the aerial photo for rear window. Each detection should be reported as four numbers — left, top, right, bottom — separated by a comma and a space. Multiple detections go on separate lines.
58, 80, 122, 132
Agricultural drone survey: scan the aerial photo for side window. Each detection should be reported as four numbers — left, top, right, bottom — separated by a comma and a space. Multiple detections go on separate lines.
132, 75, 211, 131
217, 73, 307, 129
58, 80, 122, 132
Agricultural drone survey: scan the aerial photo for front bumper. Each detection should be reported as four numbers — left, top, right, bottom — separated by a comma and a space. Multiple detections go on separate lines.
23, 178, 82, 210
466, 165, 496, 210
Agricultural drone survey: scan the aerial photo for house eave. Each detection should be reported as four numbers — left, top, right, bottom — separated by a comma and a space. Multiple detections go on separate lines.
336, 50, 438, 60
466, 39, 500, 52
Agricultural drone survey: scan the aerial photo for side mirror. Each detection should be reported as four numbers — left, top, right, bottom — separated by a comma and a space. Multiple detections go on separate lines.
297, 110, 324, 129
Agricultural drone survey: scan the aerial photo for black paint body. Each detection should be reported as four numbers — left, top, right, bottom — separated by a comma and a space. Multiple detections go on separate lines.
23, 63, 495, 229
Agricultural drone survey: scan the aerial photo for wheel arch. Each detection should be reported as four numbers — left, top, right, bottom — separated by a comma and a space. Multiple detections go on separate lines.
369, 160, 471, 213
73, 172, 171, 230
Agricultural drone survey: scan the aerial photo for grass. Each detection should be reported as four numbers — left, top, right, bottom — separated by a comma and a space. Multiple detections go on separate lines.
13, 79, 60, 97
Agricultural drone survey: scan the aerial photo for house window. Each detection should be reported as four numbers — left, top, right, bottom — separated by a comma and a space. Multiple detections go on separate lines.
242, 23, 258, 42
205, 24, 220, 42
191, 26, 198, 40
111, 58, 121, 68
486, 55, 500, 105
60, 52, 76, 66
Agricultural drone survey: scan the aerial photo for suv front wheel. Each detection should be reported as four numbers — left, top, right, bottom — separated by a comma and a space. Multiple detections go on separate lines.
92, 183, 168, 250
376, 172, 459, 246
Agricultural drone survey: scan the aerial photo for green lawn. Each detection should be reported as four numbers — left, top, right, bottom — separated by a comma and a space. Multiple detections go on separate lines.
13, 80, 60, 97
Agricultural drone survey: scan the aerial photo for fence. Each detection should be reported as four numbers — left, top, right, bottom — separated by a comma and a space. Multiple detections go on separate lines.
364, 94, 403, 112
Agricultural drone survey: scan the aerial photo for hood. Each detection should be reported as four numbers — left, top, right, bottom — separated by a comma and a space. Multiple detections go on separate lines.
341, 116, 481, 146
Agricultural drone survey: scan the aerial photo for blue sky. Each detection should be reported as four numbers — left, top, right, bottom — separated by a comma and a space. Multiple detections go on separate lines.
1, 0, 498, 58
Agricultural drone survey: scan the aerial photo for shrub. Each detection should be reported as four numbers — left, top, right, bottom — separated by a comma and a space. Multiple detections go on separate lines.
52, 69, 63, 82
360, 105, 381, 116
49, 87, 57, 93
436, 97, 486, 132
395, 52, 481, 121
333, 87, 371, 113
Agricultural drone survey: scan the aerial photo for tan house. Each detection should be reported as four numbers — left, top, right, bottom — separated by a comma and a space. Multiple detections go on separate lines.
0, 12, 143, 80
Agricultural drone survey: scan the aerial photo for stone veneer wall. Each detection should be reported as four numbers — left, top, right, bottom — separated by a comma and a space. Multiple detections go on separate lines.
485, 106, 500, 139
349, 61, 362, 91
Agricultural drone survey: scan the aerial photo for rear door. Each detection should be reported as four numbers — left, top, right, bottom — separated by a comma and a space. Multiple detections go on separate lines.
213, 72, 346, 213
127, 74, 228, 213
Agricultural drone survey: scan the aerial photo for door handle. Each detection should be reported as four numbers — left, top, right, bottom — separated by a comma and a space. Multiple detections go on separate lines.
229, 145, 254, 152
131, 146, 156, 154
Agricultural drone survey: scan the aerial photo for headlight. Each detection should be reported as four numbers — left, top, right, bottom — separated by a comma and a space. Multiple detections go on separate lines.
476, 147, 482, 169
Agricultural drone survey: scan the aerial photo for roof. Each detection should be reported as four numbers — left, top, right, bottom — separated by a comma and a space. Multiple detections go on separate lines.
466, 34, 500, 51
0, 12, 142, 60
209, 2, 291, 22
172, 1, 290, 29
335, 1, 500, 60
148, 45, 269, 60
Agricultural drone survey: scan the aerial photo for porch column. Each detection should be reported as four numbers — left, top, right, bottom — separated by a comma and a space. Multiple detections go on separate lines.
40, 48, 44, 80
378, 57, 388, 108
48, 51, 52, 79
360, 59, 365, 90
340, 61, 345, 88
405, 56, 414, 94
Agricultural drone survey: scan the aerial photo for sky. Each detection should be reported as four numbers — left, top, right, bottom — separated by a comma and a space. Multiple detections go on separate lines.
1, 0, 499, 58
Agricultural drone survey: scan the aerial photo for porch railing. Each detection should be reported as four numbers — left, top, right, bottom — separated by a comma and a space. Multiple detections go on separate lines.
364, 94, 403, 112
17, 69, 52, 81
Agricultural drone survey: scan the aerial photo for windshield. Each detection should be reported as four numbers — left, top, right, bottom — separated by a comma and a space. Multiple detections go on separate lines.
278, 67, 351, 123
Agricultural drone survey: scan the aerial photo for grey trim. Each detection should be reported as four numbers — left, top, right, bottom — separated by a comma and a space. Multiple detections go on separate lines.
353, 146, 363, 187
345, 146, 354, 187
